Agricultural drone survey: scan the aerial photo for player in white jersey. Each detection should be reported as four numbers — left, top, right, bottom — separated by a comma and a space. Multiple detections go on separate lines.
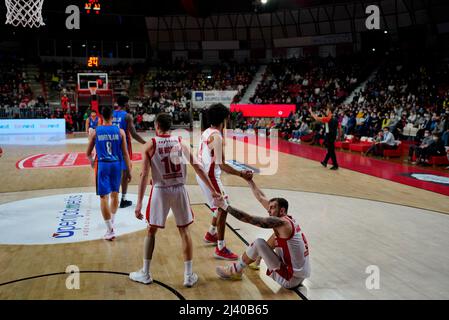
129, 113, 221, 288
196, 103, 253, 261
215, 178, 311, 289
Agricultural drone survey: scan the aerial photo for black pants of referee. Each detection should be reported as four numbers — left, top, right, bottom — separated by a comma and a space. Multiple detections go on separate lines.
323, 139, 338, 168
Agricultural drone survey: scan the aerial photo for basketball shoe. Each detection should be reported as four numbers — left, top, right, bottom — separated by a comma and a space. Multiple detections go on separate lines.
103, 229, 115, 241
248, 261, 260, 270
203, 231, 218, 245
214, 246, 238, 260
216, 264, 243, 280
183, 272, 199, 288
120, 199, 132, 208
129, 269, 153, 284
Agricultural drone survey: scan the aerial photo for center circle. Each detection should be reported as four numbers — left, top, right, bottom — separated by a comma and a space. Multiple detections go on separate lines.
0, 193, 148, 245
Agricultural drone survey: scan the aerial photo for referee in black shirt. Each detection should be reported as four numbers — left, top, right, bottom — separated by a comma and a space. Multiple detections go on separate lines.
309, 104, 339, 170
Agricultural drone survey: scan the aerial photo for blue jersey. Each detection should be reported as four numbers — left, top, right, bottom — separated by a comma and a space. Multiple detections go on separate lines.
89, 116, 99, 129
95, 125, 122, 162
112, 110, 128, 132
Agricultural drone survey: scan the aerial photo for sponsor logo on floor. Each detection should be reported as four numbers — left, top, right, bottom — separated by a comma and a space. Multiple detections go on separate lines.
407, 173, 449, 186
0, 193, 147, 244
16, 152, 142, 169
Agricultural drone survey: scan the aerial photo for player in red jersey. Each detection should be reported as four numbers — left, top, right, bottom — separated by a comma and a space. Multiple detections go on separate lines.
129, 113, 221, 288
196, 103, 253, 261
215, 178, 311, 289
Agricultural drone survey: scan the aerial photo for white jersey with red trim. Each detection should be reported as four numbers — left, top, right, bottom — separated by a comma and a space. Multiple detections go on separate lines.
275, 216, 311, 280
198, 127, 222, 179
150, 135, 187, 187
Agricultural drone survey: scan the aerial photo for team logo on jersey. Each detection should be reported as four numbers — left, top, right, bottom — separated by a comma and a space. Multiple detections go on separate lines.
0, 193, 147, 245
16, 152, 142, 169
406, 173, 449, 186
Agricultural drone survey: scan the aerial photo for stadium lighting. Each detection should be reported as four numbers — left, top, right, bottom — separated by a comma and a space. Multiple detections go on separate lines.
372, 48, 376, 52
261, 0, 268, 4
384, 30, 388, 34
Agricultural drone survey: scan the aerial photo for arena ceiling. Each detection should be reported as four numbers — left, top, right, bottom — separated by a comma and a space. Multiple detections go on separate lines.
34, 0, 399, 17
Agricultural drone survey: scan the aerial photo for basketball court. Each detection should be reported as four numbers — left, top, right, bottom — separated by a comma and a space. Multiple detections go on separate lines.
1, 128, 449, 300
1, 0, 449, 302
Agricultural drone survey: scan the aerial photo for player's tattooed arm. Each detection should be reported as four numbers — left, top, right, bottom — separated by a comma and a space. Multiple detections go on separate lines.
247, 180, 269, 210
126, 114, 146, 144
226, 206, 286, 229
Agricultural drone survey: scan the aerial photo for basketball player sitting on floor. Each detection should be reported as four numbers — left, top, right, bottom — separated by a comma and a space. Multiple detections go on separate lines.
86, 106, 132, 241
129, 113, 221, 288
214, 178, 311, 289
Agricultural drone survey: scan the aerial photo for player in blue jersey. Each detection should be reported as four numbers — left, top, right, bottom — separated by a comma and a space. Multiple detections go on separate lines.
87, 105, 132, 241
113, 95, 146, 208
85, 109, 102, 135
85, 109, 102, 160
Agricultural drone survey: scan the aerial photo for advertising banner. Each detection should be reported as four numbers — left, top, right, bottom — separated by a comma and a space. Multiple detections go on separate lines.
0, 119, 65, 134
230, 104, 296, 118
192, 91, 238, 109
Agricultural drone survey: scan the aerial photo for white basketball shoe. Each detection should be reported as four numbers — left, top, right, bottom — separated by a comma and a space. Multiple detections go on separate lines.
129, 269, 153, 284
183, 272, 199, 288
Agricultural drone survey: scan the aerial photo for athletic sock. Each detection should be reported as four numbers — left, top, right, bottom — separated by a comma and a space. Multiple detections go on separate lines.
184, 260, 193, 276
143, 259, 151, 275
111, 213, 116, 224
104, 219, 113, 232
121, 194, 127, 201
217, 240, 225, 251
209, 225, 217, 235
234, 256, 247, 272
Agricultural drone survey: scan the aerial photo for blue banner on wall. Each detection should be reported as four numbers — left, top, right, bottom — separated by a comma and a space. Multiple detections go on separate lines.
0, 119, 66, 134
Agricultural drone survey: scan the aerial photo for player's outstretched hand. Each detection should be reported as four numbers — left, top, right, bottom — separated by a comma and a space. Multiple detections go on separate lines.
135, 202, 143, 220
241, 170, 253, 181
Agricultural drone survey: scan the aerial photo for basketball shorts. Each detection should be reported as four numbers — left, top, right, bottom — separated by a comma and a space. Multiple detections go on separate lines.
196, 174, 229, 217
268, 248, 309, 289
96, 161, 121, 196
145, 184, 194, 228
269, 269, 305, 289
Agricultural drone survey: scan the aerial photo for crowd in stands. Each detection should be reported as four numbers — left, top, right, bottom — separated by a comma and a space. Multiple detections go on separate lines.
40, 61, 141, 99
250, 55, 371, 106
0, 57, 54, 119
235, 52, 449, 167
2, 53, 448, 167
127, 59, 258, 129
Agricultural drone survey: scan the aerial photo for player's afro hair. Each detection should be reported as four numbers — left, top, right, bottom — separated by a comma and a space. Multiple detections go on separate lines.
206, 103, 230, 127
